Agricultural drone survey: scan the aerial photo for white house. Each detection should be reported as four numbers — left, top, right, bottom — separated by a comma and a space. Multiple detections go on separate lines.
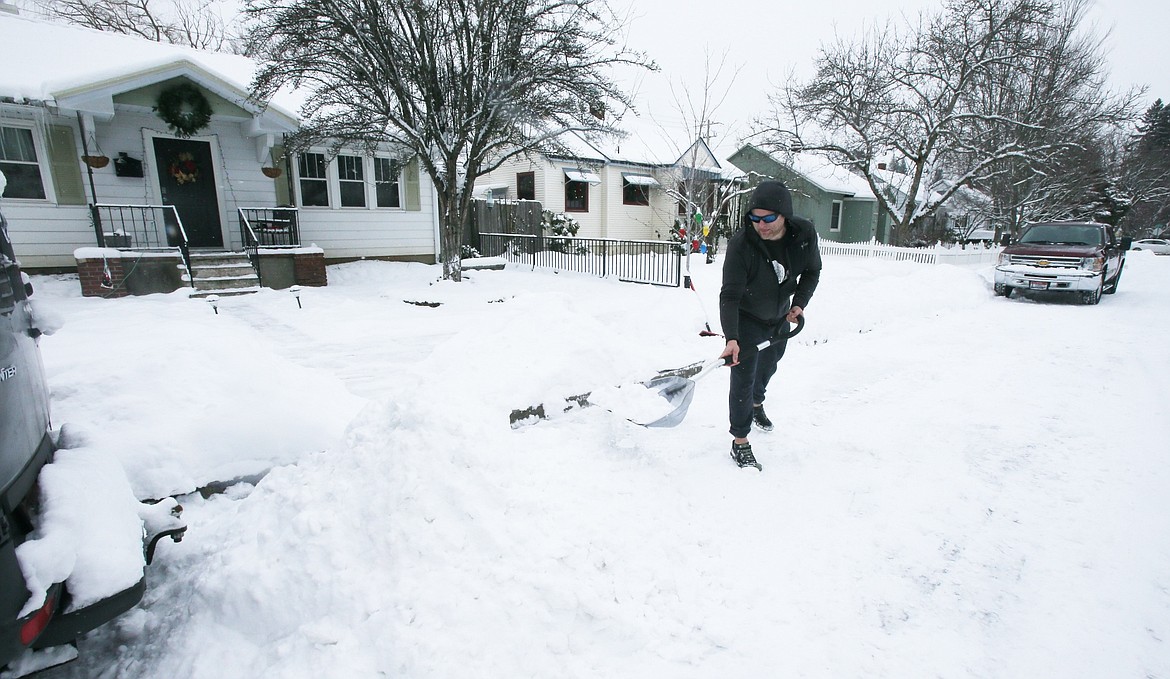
473, 128, 742, 242
0, 10, 439, 276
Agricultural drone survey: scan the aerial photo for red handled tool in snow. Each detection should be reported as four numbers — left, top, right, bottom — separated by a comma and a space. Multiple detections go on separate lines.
634, 315, 805, 428
684, 273, 721, 337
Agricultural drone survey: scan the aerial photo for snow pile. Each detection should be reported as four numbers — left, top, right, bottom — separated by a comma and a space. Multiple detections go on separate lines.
15, 449, 145, 616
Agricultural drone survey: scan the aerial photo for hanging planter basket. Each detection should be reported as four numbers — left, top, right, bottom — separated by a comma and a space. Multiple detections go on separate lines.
261, 166, 283, 179
82, 155, 110, 169
155, 83, 213, 138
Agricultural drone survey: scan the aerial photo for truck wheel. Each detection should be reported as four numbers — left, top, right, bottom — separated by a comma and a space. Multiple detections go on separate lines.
1081, 282, 1102, 305
994, 283, 1012, 297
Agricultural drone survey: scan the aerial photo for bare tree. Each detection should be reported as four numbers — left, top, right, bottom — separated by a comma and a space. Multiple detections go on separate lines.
956, 0, 1136, 235
34, 0, 244, 52
246, 0, 654, 281
649, 51, 750, 261
756, 0, 1136, 244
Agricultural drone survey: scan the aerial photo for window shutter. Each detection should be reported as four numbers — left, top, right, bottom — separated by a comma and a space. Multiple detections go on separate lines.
404, 156, 421, 211
271, 145, 290, 206
46, 125, 87, 205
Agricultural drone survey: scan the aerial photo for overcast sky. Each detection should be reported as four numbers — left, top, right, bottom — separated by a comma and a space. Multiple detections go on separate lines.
610, 0, 1169, 156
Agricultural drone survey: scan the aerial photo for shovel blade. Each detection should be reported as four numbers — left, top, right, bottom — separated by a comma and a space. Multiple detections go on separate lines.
636, 375, 697, 428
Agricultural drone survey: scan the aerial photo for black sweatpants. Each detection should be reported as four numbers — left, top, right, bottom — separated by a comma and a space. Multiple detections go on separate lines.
728, 309, 790, 439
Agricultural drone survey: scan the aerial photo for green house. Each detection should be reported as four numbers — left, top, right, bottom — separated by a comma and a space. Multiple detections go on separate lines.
727, 145, 889, 243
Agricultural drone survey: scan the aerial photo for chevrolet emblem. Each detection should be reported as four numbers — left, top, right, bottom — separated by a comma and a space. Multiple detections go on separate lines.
1037, 259, 1050, 266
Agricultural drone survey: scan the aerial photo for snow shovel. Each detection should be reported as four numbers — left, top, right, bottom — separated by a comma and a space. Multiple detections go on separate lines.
635, 315, 805, 428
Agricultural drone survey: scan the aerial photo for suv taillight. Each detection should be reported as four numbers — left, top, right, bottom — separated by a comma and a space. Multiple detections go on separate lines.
20, 594, 56, 645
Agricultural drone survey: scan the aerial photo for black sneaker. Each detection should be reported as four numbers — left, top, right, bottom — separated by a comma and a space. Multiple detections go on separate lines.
730, 441, 762, 471
752, 405, 774, 432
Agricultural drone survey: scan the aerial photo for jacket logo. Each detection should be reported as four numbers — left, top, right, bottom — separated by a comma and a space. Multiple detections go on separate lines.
0, 365, 15, 382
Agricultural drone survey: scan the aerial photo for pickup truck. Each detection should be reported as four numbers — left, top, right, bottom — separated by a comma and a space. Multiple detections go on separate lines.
1, 206, 185, 677
993, 221, 1131, 304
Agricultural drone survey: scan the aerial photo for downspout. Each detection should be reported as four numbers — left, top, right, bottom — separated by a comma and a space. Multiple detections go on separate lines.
76, 112, 102, 244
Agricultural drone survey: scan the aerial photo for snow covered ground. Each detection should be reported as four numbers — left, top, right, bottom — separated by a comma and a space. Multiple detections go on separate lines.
26, 250, 1170, 678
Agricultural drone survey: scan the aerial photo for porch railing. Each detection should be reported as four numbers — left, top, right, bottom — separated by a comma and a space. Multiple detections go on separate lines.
237, 207, 301, 289
90, 204, 193, 286
238, 207, 300, 249
478, 233, 683, 287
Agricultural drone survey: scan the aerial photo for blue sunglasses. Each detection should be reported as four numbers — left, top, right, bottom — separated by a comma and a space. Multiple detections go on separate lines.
748, 213, 780, 224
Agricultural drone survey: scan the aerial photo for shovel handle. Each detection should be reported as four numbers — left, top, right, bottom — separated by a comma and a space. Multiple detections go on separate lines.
700, 315, 806, 376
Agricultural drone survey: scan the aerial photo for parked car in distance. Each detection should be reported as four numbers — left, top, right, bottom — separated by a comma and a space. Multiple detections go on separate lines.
993, 221, 1131, 305
1131, 238, 1170, 255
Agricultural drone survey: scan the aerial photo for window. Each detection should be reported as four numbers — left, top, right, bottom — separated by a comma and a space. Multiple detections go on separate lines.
565, 178, 588, 212
297, 152, 407, 209
563, 169, 597, 212
337, 154, 366, 207
622, 173, 656, 206
0, 126, 46, 200
830, 201, 843, 232
298, 153, 329, 206
374, 157, 400, 208
517, 171, 535, 201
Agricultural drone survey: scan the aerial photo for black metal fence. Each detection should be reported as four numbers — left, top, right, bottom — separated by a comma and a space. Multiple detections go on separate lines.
478, 232, 683, 287
238, 207, 300, 248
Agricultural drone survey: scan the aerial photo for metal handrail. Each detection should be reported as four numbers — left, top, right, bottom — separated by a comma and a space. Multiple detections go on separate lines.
90, 203, 194, 287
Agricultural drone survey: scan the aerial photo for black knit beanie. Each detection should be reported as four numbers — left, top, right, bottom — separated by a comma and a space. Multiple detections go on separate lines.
746, 181, 793, 219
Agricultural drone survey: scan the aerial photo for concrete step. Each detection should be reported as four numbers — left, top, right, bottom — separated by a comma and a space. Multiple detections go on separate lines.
187, 264, 257, 279
192, 275, 260, 291
191, 287, 262, 299
188, 252, 253, 267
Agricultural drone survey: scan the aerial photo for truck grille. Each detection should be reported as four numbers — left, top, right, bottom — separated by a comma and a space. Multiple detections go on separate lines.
1008, 254, 1082, 268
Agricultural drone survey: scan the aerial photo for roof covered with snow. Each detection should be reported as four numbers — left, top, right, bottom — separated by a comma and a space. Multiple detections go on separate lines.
0, 11, 299, 123
787, 153, 876, 199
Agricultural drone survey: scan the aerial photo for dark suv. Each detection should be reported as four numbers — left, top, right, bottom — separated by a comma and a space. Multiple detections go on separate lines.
993, 221, 1131, 304
1, 208, 184, 676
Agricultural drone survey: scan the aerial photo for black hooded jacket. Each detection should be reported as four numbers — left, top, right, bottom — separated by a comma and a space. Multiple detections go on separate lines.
718, 215, 822, 342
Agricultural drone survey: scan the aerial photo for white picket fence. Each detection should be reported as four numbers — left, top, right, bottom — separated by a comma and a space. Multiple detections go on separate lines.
819, 240, 1001, 266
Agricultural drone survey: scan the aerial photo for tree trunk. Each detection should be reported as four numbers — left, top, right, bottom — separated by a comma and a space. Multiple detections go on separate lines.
437, 193, 465, 282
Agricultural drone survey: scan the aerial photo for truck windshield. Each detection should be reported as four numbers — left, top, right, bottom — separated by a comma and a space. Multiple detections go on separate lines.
1019, 224, 1103, 246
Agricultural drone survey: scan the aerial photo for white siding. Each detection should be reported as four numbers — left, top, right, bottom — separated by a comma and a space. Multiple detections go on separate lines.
3, 106, 439, 268
476, 153, 678, 242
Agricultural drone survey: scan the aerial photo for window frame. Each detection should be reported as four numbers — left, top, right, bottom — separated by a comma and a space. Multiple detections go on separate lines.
336, 153, 367, 208
0, 123, 51, 202
564, 177, 589, 212
829, 200, 843, 232
622, 176, 651, 206
294, 150, 405, 210
516, 171, 535, 201
373, 156, 402, 208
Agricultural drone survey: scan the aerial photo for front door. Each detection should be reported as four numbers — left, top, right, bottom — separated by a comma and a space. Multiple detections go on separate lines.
152, 137, 223, 248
